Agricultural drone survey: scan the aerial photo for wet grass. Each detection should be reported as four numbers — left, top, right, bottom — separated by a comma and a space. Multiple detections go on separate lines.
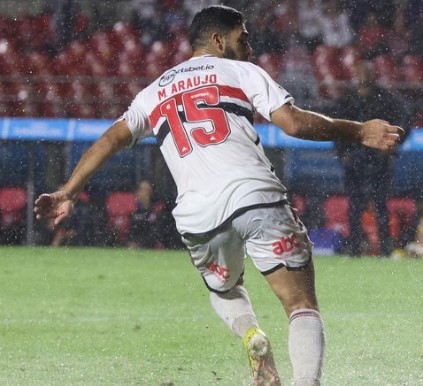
0, 247, 422, 385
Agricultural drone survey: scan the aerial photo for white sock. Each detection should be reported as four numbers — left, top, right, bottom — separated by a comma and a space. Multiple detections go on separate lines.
288, 308, 325, 386
209, 285, 258, 338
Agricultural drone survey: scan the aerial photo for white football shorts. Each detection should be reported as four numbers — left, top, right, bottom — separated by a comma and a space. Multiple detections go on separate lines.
182, 204, 313, 293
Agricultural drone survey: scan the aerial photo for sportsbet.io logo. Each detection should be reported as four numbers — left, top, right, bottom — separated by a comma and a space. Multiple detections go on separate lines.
159, 70, 177, 87
159, 64, 215, 87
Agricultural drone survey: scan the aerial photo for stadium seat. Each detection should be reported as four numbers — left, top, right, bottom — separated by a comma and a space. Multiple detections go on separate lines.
312, 45, 344, 98
73, 13, 90, 38
387, 197, 418, 242
145, 40, 171, 79
30, 13, 54, 50
0, 38, 23, 75
84, 51, 108, 76
282, 46, 312, 73
323, 195, 350, 238
36, 81, 63, 117
68, 103, 95, 119
66, 40, 89, 71
360, 208, 380, 255
0, 80, 11, 116
340, 45, 362, 80
0, 187, 27, 228
313, 45, 344, 80
109, 21, 139, 51
116, 39, 145, 77
256, 52, 282, 80
372, 54, 397, 85
105, 192, 137, 244
89, 31, 113, 69
8, 81, 36, 116
400, 54, 423, 83
170, 36, 192, 67
77, 191, 90, 204
24, 51, 52, 76
291, 194, 307, 217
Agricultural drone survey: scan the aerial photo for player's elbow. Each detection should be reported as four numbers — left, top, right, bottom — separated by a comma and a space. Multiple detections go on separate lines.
281, 120, 303, 137
271, 104, 304, 137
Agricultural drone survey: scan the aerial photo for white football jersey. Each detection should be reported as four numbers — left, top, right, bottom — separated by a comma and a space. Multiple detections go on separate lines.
122, 55, 293, 235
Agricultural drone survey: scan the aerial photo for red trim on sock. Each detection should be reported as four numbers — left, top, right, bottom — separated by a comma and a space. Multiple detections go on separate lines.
289, 310, 320, 324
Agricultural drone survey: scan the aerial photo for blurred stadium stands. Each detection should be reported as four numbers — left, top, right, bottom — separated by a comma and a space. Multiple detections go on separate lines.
0, 0, 422, 248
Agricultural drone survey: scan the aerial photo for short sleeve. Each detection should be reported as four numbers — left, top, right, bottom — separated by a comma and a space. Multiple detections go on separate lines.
237, 62, 294, 120
119, 93, 153, 147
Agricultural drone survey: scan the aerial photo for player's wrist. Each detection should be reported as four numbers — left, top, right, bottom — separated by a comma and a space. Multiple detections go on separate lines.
60, 189, 77, 203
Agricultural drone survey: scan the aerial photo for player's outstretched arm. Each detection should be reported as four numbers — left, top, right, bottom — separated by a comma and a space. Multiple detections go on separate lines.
271, 104, 404, 151
34, 120, 133, 225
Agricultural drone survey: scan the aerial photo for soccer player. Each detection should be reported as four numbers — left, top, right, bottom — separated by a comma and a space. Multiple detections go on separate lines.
34, 6, 404, 386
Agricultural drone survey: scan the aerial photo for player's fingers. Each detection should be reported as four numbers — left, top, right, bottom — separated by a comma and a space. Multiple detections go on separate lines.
386, 132, 400, 141
386, 125, 404, 134
34, 193, 51, 204
54, 212, 68, 226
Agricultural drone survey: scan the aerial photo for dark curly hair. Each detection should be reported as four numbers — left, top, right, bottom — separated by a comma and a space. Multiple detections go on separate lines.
188, 5, 246, 51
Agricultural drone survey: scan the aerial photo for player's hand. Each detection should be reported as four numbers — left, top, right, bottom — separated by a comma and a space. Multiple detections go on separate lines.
360, 119, 404, 151
34, 190, 74, 226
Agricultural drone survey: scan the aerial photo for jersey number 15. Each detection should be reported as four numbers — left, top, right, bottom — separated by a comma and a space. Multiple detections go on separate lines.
159, 86, 230, 157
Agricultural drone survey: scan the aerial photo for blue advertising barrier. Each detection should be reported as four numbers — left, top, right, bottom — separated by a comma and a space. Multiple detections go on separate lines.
1, 117, 422, 151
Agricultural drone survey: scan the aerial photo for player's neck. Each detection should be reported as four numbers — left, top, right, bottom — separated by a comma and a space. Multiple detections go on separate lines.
192, 47, 221, 58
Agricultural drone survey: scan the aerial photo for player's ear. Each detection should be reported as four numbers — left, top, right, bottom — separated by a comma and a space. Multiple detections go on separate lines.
211, 32, 225, 52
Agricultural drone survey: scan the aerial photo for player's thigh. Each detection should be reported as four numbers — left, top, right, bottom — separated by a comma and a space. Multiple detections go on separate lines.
265, 261, 319, 316
182, 228, 245, 293
233, 205, 313, 273
232, 205, 317, 315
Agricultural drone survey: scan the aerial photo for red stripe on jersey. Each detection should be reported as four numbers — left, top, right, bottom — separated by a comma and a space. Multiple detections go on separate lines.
149, 85, 250, 128
218, 85, 249, 103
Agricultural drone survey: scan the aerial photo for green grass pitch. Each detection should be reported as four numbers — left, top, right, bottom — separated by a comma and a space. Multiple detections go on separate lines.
0, 247, 422, 385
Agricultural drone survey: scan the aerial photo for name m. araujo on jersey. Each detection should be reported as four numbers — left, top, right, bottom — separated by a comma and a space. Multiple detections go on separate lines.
119, 55, 293, 236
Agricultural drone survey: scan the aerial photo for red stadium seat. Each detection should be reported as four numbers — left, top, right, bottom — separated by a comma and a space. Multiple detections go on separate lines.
116, 39, 145, 77
84, 51, 108, 76
0, 80, 12, 116
30, 13, 54, 50
170, 36, 192, 67
400, 55, 423, 83
291, 194, 307, 217
387, 197, 418, 240
0, 38, 23, 75
8, 81, 36, 116
89, 31, 114, 69
0, 187, 27, 228
109, 21, 139, 51
24, 51, 52, 76
65, 78, 93, 102
313, 45, 344, 98
256, 52, 282, 80
106, 192, 137, 244
361, 208, 379, 255
35, 81, 63, 117
68, 103, 95, 118
313, 45, 344, 80
340, 45, 362, 81
323, 195, 350, 238
73, 13, 90, 37
145, 40, 171, 79
282, 46, 312, 73
372, 54, 397, 85
65, 78, 94, 117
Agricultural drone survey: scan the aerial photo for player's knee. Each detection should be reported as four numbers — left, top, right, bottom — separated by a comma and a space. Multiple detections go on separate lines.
202, 273, 242, 294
